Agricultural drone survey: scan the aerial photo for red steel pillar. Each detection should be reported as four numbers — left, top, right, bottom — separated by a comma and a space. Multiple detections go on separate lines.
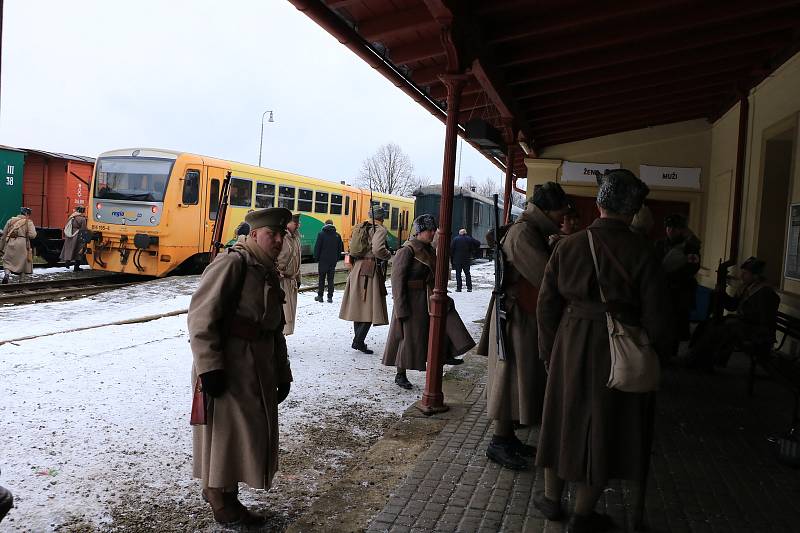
419, 72, 469, 415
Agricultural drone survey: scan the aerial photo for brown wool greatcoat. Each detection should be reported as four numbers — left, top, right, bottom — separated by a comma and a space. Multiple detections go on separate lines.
382, 238, 475, 371
0, 216, 36, 274
339, 223, 391, 325
59, 213, 87, 262
535, 218, 669, 486
277, 229, 302, 335
478, 204, 559, 425
188, 239, 292, 490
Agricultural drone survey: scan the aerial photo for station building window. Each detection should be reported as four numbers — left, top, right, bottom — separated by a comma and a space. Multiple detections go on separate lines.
391, 207, 399, 230
278, 186, 295, 210
230, 177, 252, 207
256, 182, 275, 208
182, 169, 200, 205
315, 191, 329, 213
331, 194, 343, 215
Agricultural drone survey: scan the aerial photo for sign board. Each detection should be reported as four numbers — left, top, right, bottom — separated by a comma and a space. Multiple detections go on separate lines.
639, 165, 701, 190
784, 203, 800, 281
561, 161, 621, 184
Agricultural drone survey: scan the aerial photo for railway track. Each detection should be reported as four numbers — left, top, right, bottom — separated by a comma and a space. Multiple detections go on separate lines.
0, 274, 147, 306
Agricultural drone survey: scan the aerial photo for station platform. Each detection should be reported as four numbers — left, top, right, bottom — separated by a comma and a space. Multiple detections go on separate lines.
364, 353, 800, 533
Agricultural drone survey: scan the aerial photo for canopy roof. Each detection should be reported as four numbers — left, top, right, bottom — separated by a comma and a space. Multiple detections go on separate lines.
291, 0, 800, 178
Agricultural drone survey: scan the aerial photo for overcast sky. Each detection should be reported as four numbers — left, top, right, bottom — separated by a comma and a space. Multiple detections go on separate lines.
0, 0, 504, 190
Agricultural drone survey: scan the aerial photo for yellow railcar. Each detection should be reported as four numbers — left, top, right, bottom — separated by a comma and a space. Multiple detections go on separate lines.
86, 148, 414, 277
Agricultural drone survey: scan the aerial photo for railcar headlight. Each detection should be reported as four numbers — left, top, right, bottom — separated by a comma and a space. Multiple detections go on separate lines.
150, 216, 156, 223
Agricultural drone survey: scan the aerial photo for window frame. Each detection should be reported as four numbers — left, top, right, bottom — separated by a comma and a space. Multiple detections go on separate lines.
229, 176, 253, 208
255, 181, 276, 208
315, 191, 329, 214
181, 169, 200, 205
278, 185, 296, 211
298, 188, 313, 212
330, 193, 343, 215
344, 196, 350, 216
351, 200, 357, 226
390, 207, 399, 230
209, 179, 220, 220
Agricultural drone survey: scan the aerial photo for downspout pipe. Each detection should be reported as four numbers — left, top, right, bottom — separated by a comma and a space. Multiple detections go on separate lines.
730, 94, 749, 262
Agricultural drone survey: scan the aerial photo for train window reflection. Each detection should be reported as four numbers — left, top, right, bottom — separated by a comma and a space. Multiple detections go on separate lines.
278, 186, 295, 210
182, 170, 200, 205
256, 182, 275, 208
316, 191, 329, 214
94, 157, 174, 202
229, 177, 252, 207
391, 207, 399, 230
331, 194, 342, 215
209, 179, 220, 220
298, 189, 313, 212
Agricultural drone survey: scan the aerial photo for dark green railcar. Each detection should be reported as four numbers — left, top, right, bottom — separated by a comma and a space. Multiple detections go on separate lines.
0, 147, 25, 227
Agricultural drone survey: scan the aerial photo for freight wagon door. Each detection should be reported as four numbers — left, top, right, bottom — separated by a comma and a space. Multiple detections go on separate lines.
203, 167, 228, 251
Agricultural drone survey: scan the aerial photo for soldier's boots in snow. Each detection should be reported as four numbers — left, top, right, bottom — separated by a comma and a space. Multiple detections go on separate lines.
202, 488, 265, 526
394, 372, 413, 390
486, 436, 528, 470
352, 341, 374, 354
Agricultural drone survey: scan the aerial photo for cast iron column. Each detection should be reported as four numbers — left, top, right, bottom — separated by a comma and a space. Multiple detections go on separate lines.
419, 73, 468, 415
502, 144, 515, 224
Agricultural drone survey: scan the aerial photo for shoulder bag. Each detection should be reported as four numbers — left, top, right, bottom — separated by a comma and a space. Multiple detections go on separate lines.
588, 229, 660, 393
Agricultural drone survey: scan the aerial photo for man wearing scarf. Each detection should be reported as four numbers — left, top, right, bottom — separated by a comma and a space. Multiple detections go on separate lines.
188, 207, 293, 526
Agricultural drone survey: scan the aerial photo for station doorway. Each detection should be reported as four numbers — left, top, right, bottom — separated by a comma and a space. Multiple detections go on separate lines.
570, 195, 690, 242
757, 126, 796, 287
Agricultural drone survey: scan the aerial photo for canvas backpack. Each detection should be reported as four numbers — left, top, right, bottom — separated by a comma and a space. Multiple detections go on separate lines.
348, 221, 373, 258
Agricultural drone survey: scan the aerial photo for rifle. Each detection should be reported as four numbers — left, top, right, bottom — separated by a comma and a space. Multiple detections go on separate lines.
492, 194, 508, 361
209, 171, 232, 260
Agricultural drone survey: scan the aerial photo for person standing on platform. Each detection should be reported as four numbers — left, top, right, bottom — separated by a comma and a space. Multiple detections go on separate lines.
60, 206, 88, 271
477, 182, 571, 470
0, 207, 36, 284
450, 228, 481, 292
313, 219, 344, 303
277, 214, 302, 335
188, 207, 293, 526
339, 206, 391, 354
534, 170, 668, 532
383, 214, 475, 389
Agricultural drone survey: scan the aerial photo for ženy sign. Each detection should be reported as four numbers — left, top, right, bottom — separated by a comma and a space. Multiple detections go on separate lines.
639, 165, 701, 190
561, 161, 621, 184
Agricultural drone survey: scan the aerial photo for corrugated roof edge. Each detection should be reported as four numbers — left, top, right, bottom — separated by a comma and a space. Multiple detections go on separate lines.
22, 148, 96, 164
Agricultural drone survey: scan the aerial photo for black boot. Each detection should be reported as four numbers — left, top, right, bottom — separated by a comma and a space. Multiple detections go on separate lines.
566, 512, 614, 533
327, 296, 333, 303
73, 263, 81, 272
533, 492, 563, 521
394, 373, 413, 390
509, 433, 537, 457
352, 341, 373, 354
486, 436, 528, 470
314, 295, 323, 302
444, 356, 464, 365
1, 274, 8, 285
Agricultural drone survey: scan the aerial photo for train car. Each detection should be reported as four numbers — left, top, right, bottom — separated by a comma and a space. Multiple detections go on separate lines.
86, 148, 414, 277
413, 184, 522, 255
0, 146, 26, 226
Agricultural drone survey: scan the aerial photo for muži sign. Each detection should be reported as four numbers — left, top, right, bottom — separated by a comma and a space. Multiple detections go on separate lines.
561, 161, 621, 184
639, 165, 701, 190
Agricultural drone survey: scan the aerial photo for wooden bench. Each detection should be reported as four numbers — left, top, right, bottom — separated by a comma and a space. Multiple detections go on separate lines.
745, 311, 800, 437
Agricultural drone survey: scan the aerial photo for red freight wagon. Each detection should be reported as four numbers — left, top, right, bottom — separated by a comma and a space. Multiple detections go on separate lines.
21, 149, 95, 264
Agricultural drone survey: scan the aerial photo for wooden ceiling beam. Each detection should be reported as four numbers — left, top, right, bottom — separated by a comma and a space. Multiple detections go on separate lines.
326, 0, 363, 9
359, 5, 438, 41
497, 2, 800, 67
388, 37, 445, 64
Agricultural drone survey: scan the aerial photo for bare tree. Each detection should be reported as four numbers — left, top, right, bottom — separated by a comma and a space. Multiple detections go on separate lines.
357, 143, 425, 196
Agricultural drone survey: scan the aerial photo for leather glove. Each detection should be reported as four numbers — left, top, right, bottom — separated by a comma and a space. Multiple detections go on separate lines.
277, 382, 291, 404
200, 369, 226, 398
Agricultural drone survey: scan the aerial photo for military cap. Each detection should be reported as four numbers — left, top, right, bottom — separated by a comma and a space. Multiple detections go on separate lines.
741, 256, 766, 276
20, 207, 32, 215
664, 213, 687, 228
412, 213, 437, 235
532, 182, 569, 211
369, 205, 386, 220
245, 207, 292, 232
595, 169, 649, 216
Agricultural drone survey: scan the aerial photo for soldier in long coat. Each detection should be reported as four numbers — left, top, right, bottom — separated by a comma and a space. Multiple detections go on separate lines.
1, 207, 36, 284
188, 207, 293, 526
534, 170, 668, 532
382, 214, 475, 389
277, 214, 302, 335
477, 183, 571, 471
60, 206, 88, 271
339, 206, 391, 354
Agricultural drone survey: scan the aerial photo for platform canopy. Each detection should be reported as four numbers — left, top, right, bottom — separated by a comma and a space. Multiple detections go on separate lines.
289, 0, 800, 178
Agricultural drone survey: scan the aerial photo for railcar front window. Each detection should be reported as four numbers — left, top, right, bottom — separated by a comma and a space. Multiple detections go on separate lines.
94, 158, 174, 202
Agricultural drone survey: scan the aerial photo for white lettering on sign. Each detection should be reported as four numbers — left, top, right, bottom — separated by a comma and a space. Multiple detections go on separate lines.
5, 176, 12, 186
639, 165, 701, 190
7, 165, 14, 174
561, 161, 621, 184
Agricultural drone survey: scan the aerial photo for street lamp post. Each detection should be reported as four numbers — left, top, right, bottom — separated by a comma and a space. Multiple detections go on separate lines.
258, 110, 274, 167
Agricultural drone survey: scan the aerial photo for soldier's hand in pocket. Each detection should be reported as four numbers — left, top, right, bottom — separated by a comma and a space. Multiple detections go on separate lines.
277, 382, 291, 404
200, 370, 226, 398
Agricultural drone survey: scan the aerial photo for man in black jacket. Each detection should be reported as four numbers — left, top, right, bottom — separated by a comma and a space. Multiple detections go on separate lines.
314, 220, 344, 303
451, 228, 481, 292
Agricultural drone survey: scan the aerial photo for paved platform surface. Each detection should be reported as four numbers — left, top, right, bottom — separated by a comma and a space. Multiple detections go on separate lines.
367, 353, 800, 532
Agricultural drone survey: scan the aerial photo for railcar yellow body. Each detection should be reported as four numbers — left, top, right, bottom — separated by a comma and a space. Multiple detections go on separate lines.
86, 148, 414, 277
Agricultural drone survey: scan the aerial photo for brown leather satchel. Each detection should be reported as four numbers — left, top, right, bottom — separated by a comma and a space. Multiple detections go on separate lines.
190, 379, 207, 426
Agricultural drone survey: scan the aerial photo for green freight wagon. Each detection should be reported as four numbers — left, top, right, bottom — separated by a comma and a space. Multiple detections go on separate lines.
0, 146, 25, 226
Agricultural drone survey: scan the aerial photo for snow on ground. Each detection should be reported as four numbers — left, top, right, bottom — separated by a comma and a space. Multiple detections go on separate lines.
0, 262, 494, 532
